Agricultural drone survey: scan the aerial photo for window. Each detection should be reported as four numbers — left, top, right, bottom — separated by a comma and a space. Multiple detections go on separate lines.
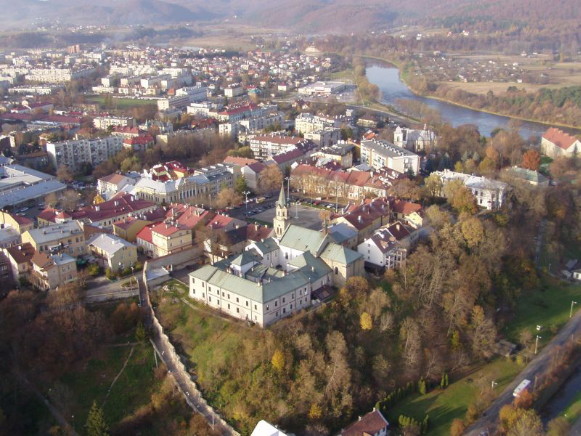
228, 304, 230, 309
246, 301, 249, 307
292, 293, 294, 299
209, 296, 211, 302
266, 305, 270, 311
334, 267, 339, 275
254, 304, 257, 310
236, 308, 239, 313
283, 308, 286, 314
275, 301, 278, 307
236, 297, 239, 303
202, 293, 205, 298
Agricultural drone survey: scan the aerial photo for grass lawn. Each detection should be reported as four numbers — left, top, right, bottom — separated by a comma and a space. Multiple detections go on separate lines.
153, 280, 266, 398
57, 342, 161, 430
86, 95, 157, 110
384, 358, 521, 436
562, 389, 581, 423
502, 280, 581, 345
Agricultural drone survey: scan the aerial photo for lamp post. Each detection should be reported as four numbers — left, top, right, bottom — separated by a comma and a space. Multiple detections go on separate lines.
570, 300, 578, 318
535, 335, 542, 354
243, 190, 250, 215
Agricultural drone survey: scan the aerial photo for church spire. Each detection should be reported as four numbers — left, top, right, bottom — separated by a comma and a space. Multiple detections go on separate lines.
277, 182, 287, 207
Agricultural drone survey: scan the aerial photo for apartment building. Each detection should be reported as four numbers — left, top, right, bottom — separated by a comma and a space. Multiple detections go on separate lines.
360, 139, 420, 175
47, 136, 123, 171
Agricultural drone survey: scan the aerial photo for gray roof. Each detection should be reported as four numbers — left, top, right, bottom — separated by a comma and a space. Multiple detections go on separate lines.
288, 251, 331, 282
320, 242, 362, 265
328, 222, 357, 244
279, 224, 328, 255
88, 233, 135, 256
25, 221, 84, 245
0, 164, 66, 208
361, 138, 418, 158
251, 237, 279, 255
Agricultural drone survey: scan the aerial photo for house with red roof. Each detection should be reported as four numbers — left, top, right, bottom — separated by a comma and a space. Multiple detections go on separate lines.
339, 409, 389, 436
541, 127, 580, 159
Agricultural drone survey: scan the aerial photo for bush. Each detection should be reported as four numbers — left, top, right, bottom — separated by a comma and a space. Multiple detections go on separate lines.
87, 263, 101, 277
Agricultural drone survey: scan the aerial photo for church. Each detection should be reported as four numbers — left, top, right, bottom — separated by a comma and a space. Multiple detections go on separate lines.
188, 184, 364, 326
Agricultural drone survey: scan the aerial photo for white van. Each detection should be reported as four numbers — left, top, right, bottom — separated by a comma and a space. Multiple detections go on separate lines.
513, 379, 531, 397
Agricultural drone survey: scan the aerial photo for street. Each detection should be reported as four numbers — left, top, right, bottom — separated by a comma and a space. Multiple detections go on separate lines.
465, 309, 581, 436
84, 275, 139, 303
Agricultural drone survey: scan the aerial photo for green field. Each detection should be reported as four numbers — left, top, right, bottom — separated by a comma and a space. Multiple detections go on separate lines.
86, 95, 157, 110
153, 280, 265, 393
383, 359, 521, 436
57, 342, 161, 431
502, 280, 581, 345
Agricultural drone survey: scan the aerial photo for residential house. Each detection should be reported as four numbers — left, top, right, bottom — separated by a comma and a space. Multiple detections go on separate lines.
97, 173, 137, 198
38, 194, 158, 229
29, 251, 77, 291
3, 242, 35, 283
22, 221, 86, 257
339, 409, 389, 436
333, 198, 392, 243
88, 233, 138, 272
358, 226, 407, 270
541, 127, 580, 159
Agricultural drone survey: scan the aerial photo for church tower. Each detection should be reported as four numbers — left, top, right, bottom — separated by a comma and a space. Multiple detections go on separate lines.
273, 183, 290, 239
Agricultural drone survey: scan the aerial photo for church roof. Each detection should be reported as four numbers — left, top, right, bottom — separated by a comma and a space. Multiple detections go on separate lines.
277, 183, 287, 207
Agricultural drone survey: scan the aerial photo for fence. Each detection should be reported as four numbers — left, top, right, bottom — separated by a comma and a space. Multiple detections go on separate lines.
142, 265, 239, 436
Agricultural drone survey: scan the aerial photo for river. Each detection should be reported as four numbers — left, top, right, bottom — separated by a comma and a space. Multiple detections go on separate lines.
366, 63, 554, 138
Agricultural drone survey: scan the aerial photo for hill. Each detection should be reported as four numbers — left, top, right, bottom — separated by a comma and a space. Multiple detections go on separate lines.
1, 0, 580, 33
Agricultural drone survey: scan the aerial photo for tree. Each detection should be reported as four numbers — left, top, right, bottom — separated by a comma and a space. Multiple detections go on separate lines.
258, 164, 283, 194
56, 164, 74, 182
308, 403, 322, 420
450, 418, 466, 436
234, 176, 249, 194
546, 417, 571, 436
271, 349, 285, 372
460, 216, 485, 248
360, 312, 372, 330
85, 401, 109, 436
521, 150, 541, 171
215, 187, 242, 209
135, 322, 147, 342
507, 409, 543, 436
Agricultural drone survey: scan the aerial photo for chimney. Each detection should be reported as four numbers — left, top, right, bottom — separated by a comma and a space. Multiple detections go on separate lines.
396, 223, 401, 231
358, 215, 362, 223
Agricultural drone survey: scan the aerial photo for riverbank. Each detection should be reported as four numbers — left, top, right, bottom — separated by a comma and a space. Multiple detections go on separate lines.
360, 54, 581, 132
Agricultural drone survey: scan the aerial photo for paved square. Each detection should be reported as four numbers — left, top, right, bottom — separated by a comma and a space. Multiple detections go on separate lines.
254, 204, 325, 231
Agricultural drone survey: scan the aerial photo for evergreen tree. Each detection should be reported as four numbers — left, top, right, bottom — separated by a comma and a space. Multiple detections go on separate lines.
85, 401, 109, 436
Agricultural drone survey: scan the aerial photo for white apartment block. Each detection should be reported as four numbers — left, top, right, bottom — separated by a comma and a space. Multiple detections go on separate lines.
248, 135, 307, 159
25, 67, 97, 84
304, 127, 341, 147
175, 85, 208, 101
360, 139, 420, 175
47, 136, 123, 172
295, 112, 342, 135
93, 116, 135, 130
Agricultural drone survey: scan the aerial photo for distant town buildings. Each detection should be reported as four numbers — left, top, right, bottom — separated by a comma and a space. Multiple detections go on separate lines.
47, 136, 124, 172
360, 138, 420, 175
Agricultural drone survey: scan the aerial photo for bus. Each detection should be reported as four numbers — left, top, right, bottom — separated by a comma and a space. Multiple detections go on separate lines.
513, 379, 531, 397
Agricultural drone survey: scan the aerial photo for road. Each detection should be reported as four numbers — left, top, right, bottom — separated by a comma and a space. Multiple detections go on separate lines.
85, 275, 139, 303
465, 309, 581, 436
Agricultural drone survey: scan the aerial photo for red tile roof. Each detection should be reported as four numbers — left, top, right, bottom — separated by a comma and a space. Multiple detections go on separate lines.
150, 221, 188, 237
391, 199, 422, 215
5, 243, 35, 264
543, 127, 579, 150
136, 225, 153, 244
223, 156, 259, 166
340, 410, 389, 436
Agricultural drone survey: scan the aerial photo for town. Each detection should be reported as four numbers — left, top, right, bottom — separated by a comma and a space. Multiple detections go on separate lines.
0, 36, 579, 436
